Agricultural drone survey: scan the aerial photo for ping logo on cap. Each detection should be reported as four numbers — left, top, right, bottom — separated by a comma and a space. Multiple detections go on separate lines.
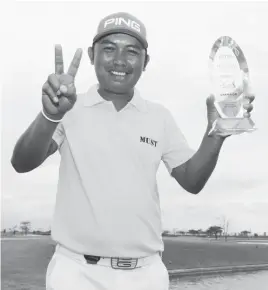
104, 17, 141, 33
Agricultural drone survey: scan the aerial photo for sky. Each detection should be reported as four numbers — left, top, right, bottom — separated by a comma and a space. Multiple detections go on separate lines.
1, 1, 268, 234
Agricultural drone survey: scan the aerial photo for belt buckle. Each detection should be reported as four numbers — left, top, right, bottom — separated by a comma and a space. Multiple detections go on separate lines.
84, 255, 101, 264
111, 257, 138, 270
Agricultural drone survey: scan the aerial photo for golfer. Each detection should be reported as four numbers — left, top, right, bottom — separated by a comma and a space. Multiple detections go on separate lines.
11, 12, 254, 290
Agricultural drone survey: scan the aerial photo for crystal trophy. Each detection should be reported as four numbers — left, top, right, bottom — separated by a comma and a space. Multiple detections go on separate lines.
208, 36, 256, 136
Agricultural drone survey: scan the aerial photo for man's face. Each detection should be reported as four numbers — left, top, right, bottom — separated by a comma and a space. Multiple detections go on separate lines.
89, 33, 148, 94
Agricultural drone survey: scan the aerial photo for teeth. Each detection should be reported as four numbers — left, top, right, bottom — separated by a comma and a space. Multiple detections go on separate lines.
111, 71, 126, 76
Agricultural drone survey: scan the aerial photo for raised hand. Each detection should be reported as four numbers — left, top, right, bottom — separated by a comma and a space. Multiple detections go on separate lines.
206, 80, 255, 138
42, 45, 83, 120
207, 78, 255, 127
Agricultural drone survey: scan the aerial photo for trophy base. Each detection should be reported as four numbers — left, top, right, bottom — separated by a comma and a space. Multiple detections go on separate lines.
208, 117, 256, 137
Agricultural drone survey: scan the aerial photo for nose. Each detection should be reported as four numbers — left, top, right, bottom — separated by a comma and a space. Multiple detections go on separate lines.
113, 51, 127, 68
113, 59, 126, 67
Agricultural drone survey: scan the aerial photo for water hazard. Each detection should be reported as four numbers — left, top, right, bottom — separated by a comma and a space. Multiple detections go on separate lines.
169, 270, 268, 289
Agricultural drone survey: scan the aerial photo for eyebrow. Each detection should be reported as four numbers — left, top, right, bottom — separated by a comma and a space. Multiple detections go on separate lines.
126, 44, 142, 50
99, 39, 142, 50
100, 39, 116, 45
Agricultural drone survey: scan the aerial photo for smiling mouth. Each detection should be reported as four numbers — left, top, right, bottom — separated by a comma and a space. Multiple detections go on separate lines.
110, 71, 127, 76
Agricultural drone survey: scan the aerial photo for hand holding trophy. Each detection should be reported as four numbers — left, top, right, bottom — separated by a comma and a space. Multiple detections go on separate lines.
208, 36, 256, 137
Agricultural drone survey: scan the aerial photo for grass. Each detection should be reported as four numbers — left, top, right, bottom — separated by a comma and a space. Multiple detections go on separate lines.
1, 236, 268, 290
1, 237, 54, 290
163, 236, 268, 270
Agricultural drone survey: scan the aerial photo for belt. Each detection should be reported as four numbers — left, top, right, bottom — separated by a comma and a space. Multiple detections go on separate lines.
56, 245, 162, 270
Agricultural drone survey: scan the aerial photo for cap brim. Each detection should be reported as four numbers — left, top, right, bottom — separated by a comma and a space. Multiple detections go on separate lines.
93, 28, 148, 49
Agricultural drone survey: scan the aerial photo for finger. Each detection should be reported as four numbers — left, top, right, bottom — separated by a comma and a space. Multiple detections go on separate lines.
243, 103, 253, 112
243, 77, 250, 92
243, 78, 254, 99
67, 48, 83, 77
206, 94, 217, 113
55, 44, 64, 75
48, 73, 61, 92
59, 85, 68, 94
64, 83, 76, 97
206, 94, 215, 106
42, 94, 59, 115
57, 83, 76, 97
56, 84, 68, 97
42, 82, 59, 104
245, 94, 255, 103
56, 84, 76, 99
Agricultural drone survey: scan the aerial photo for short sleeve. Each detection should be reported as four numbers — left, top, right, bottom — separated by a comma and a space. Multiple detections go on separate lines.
52, 122, 65, 149
161, 110, 195, 174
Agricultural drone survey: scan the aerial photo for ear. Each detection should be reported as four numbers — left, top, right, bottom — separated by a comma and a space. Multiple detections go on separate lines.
143, 54, 150, 71
88, 47, 94, 65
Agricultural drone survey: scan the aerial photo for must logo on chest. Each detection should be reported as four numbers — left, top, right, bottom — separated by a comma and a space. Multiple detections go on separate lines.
140, 136, 158, 147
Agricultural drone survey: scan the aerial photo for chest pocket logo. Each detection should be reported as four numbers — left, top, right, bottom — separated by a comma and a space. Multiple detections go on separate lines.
140, 136, 158, 147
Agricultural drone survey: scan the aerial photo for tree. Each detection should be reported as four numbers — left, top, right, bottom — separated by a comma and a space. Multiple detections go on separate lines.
11, 225, 17, 235
197, 229, 206, 236
188, 229, 199, 236
178, 231, 186, 235
20, 221, 31, 235
216, 215, 230, 241
162, 230, 169, 236
240, 230, 251, 238
206, 226, 223, 240
221, 216, 229, 239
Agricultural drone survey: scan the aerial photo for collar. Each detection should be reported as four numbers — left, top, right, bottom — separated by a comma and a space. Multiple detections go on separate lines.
83, 84, 148, 113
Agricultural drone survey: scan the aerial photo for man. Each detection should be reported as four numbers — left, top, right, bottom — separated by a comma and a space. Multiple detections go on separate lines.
11, 12, 254, 290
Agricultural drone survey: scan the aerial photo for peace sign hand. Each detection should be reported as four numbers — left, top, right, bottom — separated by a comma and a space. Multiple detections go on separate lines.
42, 45, 82, 120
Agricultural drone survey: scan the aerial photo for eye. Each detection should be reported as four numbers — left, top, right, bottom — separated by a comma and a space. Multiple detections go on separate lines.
128, 49, 140, 56
103, 46, 115, 52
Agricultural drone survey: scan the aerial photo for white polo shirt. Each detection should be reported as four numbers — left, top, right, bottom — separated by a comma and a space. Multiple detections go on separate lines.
51, 84, 194, 258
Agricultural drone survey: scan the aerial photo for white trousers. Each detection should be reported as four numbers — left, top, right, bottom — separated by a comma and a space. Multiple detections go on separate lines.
46, 245, 170, 290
